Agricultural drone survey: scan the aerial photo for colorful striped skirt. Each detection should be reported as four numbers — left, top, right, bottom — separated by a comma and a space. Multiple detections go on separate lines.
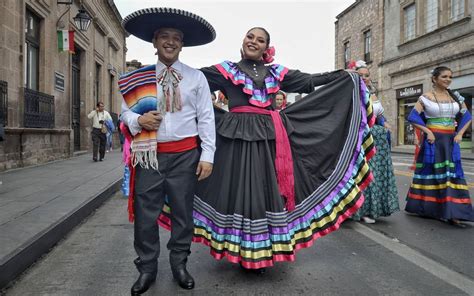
158, 74, 375, 268
405, 118, 474, 221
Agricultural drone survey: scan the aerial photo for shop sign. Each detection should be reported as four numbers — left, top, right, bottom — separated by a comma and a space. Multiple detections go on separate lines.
396, 84, 423, 99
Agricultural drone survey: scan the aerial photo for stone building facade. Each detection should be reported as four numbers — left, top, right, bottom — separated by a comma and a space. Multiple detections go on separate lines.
126, 59, 143, 72
0, 0, 127, 171
381, 0, 474, 149
336, 0, 474, 150
335, 0, 384, 83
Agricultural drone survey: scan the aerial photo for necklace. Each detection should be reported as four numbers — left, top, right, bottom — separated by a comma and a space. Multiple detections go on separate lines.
432, 90, 454, 118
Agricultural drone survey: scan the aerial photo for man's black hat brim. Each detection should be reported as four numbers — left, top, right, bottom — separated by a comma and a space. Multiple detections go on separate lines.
122, 7, 216, 47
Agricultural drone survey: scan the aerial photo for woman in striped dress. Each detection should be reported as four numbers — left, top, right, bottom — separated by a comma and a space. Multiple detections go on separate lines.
351, 61, 399, 223
406, 66, 474, 227
157, 27, 376, 270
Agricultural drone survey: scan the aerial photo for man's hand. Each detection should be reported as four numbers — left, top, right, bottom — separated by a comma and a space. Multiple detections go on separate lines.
138, 111, 162, 130
196, 161, 213, 181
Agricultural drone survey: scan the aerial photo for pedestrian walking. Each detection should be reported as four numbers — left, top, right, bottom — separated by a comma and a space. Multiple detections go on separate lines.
350, 60, 399, 224
406, 66, 474, 227
120, 7, 216, 294
87, 102, 112, 162
157, 27, 376, 272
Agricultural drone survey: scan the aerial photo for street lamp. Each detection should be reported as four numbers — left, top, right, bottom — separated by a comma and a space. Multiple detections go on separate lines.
56, 1, 92, 33
73, 6, 92, 32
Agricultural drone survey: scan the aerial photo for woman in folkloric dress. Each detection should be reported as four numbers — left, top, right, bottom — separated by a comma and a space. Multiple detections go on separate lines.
350, 60, 399, 224
158, 27, 376, 271
406, 66, 474, 228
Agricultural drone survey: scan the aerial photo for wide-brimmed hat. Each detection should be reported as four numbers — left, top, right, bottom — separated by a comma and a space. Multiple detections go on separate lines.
122, 7, 216, 46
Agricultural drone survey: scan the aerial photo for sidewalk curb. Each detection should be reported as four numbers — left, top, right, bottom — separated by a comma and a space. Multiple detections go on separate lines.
0, 178, 122, 289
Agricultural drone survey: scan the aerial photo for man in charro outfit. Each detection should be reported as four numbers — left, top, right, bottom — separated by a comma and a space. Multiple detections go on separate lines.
119, 8, 216, 294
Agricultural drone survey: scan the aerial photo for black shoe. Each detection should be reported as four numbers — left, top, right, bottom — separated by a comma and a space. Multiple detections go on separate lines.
131, 273, 156, 295
171, 265, 194, 290
239, 262, 266, 274
99, 158, 104, 161
93, 158, 98, 162
448, 219, 467, 228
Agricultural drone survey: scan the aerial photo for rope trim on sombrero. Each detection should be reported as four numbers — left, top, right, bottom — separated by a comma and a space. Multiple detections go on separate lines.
122, 7, 216, 37
215, 61, 289, 108
157, 74, 374, 268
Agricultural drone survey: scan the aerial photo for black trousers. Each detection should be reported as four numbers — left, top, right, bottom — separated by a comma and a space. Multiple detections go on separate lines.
91, 128, 106, 160
133, 148, 199, 274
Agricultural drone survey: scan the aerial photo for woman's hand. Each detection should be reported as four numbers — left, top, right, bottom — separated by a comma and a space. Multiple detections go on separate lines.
426, 131, 436, 144
196, 161, 213, 181
384, 122, 391, 132
454, 134, 463, 144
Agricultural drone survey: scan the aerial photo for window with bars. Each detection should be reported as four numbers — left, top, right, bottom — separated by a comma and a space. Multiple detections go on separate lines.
426, 0, 438, 33
364, 30, 372, 62
343, 42, 350, 68
24, 9, 40, 91
404, 4, 416, 41
450, 0, 465, 21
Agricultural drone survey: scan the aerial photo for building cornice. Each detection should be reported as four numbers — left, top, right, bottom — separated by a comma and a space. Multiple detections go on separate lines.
381, 30, 474, 66
26, 0, 51, 18
388, 48, 474, 77
94, 16, 110, 36
74, 29, 90, 49
94, 50, 105, 64
107, 0, 128, 36
107, 0, 122, 24
108, 37, 120, 51
336, 0, 361, 19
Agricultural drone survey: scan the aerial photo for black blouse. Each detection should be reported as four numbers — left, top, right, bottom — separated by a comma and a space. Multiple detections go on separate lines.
201, 59, 345, 110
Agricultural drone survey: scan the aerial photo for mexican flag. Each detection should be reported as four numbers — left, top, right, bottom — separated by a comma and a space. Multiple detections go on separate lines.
57, 30, 74, 53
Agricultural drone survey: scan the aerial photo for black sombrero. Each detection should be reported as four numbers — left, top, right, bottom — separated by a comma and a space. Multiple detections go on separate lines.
122, 7, 216, 46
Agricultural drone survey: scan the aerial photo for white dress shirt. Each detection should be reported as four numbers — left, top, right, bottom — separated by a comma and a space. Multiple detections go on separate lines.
87, 110, 112, 129
121, 60, 216, 163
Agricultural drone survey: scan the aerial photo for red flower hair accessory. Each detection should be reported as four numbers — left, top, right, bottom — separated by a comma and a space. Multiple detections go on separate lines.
347, 60, 356, 70
262, 46, 275, 63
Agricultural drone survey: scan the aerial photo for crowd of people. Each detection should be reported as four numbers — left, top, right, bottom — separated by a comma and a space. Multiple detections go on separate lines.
114, 6, 473, 295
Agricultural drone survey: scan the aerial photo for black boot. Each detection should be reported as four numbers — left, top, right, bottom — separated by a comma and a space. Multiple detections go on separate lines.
171, 265, 194, 290
131, 272, 156, 295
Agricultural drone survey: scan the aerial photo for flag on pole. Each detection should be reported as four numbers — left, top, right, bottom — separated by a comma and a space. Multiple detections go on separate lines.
57, 30, 75, 53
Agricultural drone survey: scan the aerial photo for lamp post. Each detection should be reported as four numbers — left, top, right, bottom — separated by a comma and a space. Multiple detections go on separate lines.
73, 7, 92, 32
56, 1, 92, 32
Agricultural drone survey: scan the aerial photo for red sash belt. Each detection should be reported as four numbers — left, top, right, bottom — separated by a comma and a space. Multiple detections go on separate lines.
157, 136, 198, 153
231, 106, 295, 211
